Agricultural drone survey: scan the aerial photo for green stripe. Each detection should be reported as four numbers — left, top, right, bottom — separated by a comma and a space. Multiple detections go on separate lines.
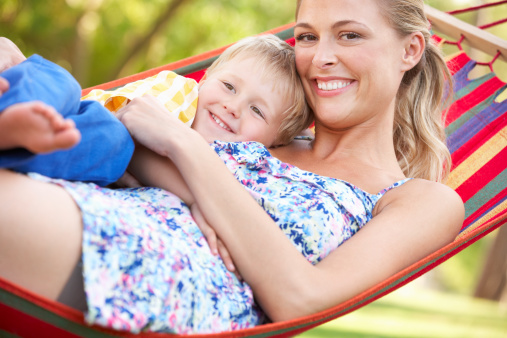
453, 73, 495, 101
0, 329, 22, 337
446, 92, 498, 137
172, 57, 219, 76
0, 288, 114, 338
464, 169, 507, 219
274, 27, 295, 41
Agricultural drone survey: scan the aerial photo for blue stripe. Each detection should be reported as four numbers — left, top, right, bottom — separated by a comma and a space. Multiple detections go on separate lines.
447, 93, 507, 153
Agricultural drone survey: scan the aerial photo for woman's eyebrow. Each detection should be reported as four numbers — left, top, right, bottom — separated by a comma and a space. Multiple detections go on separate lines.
295, 20, 370, 31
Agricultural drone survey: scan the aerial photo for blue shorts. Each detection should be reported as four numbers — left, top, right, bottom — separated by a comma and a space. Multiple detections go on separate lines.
0, 55, 134, 186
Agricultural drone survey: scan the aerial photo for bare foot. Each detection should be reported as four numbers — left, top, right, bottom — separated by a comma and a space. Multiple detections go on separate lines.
0, 101, 81, 153
0, 37, 27, 72
0, 77, 8, 97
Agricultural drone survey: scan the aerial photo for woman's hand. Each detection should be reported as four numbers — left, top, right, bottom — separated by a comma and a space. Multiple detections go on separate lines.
190, 203, 242, 280
0, 37, 26, 72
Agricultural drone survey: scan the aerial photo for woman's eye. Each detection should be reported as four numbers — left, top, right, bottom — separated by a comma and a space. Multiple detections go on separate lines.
251, 106, 265, 119
223, 82, 236, 93
340, 32, 361, 40
295, 33, 317, 42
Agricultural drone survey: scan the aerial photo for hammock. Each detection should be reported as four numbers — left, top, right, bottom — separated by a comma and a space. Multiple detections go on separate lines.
1, 5, 506, 338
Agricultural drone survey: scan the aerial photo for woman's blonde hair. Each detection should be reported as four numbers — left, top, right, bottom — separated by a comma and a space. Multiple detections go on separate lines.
206, 35, 313, 146
296, 0, 452, 182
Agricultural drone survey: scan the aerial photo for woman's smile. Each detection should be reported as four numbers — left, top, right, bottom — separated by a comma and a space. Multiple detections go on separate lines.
313, 77, 356, 97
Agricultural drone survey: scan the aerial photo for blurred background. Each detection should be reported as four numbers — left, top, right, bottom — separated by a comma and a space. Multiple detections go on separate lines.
2, 0, 506, 336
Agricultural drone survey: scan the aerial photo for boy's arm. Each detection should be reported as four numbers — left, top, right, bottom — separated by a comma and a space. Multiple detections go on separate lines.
127, 142, 195, 205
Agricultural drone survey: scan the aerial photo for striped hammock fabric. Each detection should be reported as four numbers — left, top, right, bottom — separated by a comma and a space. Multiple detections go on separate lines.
1, 23, 506, 338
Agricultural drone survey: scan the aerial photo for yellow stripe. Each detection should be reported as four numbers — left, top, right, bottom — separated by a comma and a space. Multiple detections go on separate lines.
456, 199, 507, 239
447, 125, 507, 190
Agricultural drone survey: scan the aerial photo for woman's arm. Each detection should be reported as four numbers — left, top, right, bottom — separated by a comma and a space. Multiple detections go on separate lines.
118, 100, 464, 322
168, 136, 463, 320
127, 142, 195, 205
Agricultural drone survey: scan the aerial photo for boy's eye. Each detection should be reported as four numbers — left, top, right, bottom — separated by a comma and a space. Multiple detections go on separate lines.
251, 106, 265, 120
223, 82, 236, 93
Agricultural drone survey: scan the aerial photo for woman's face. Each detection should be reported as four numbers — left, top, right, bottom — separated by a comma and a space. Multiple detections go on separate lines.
294, 0, 410, 130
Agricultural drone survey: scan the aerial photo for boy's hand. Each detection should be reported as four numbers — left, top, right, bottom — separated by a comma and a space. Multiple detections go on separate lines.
0, 37, 26, 72
190, 203, 242, 281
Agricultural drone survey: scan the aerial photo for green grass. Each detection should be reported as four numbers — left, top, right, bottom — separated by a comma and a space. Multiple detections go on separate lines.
297, 285, 507, 338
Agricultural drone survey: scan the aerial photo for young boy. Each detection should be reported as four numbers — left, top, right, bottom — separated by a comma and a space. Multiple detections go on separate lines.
0, 35, 312, 188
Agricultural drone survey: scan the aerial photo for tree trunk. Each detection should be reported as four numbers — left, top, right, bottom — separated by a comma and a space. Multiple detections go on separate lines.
474, 226, 507, 302
108, 0, 189, 80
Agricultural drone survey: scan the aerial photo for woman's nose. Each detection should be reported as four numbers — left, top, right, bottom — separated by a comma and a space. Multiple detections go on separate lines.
312, 41, 338, 69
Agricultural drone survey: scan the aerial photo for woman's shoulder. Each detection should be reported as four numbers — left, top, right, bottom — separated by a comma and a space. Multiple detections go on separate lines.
377, 178, 464, 236
383, 178, 463, 209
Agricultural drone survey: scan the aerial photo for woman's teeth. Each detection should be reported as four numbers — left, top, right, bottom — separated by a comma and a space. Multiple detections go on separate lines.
317, 81, 352, 91
211, 113, 232, 131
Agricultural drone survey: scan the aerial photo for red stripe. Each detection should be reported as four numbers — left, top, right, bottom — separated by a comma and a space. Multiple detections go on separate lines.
451, 112, 507, 168
446, 76, 505, 125
184, 69, 206, 82
455, 147, 507, 202
0, 302, 81, 338
446, 52, 471, 76
463, 187, 507, 229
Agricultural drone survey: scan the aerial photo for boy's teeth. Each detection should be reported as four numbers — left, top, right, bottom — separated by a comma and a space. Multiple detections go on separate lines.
317, 80, 351, 91
211, 113, 232, 131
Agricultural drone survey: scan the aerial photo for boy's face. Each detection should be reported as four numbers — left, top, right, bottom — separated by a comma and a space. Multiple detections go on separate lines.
191, 57, 290, 147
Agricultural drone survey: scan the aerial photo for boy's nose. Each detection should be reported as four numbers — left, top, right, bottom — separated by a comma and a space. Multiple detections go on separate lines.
224, 103, 241, 118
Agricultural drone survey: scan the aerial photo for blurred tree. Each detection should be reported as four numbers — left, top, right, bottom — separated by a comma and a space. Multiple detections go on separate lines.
0, 0, 296, 87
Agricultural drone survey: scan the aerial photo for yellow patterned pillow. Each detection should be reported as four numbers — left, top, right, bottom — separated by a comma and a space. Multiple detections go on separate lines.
82, 71, 198, 125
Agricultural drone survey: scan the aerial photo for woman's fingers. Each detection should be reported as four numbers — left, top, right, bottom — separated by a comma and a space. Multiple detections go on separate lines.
115, 172, 142, 188
191, 204, 219, 255
191, 204, 239, 277
217, 239, 242, 280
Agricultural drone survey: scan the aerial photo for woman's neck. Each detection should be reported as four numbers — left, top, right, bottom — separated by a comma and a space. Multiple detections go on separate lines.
311, 120, 398, 167
272, 117, 406, 194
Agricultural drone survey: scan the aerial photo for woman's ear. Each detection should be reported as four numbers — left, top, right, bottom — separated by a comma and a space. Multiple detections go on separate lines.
401, 32, 425, 71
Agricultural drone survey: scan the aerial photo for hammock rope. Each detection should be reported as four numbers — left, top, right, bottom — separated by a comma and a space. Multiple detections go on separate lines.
433, 3, 507, 71
447, 0, 507, 15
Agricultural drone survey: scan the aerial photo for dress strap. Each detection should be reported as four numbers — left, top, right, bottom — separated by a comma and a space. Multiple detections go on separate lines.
376, 178, 413, 197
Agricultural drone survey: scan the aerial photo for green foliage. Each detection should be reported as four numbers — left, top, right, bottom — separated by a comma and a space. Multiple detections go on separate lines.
0, 0, 296, 87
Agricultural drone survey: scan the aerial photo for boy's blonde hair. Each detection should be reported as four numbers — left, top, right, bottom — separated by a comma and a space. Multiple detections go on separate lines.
205, 35, 313, 145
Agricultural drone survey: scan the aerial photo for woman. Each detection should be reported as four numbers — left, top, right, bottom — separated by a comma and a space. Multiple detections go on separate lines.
0, 0, 464, 334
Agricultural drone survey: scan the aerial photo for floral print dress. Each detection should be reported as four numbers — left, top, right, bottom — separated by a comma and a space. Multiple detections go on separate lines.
29, 141, 410, 334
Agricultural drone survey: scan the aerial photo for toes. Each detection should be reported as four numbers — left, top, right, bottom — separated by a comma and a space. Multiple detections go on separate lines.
0, 77, 9, 95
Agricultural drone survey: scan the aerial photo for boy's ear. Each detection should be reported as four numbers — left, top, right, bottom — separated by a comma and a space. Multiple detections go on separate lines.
401, 32, 425, 71
198, 74, 207, 89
